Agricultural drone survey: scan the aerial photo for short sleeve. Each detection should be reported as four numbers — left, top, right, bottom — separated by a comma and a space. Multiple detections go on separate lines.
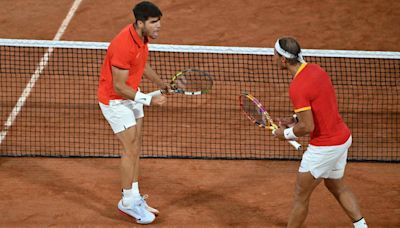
289, 83, 311, 112
109, 40, 133, 70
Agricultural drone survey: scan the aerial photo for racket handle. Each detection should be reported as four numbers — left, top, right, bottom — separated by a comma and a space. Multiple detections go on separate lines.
146, 90, 162, 97
288, 140, 302, 150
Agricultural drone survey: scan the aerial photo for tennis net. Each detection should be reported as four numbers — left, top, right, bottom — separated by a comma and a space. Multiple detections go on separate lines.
0, 39, 399, 161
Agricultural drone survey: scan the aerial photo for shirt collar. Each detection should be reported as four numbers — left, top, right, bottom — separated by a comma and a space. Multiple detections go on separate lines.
294, 63, 307, 79
129, 24, 148, 47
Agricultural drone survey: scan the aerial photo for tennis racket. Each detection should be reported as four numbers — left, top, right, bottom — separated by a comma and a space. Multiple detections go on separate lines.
147, 68, 213, 96
239, 92, 302, 150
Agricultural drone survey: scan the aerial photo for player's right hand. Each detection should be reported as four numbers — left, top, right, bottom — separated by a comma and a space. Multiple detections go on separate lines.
272, 127, 286, 140
275, 117, 296, 128
161, 84, 174, 95
151, 94, 167, 106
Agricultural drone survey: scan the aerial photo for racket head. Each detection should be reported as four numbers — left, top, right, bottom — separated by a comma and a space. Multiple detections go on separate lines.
239, 92, 277, 130
170, 69, 213, 95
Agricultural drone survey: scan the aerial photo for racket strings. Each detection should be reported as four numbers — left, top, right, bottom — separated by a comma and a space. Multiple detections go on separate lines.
241, 97, 268, 126
175, 70, 213, 92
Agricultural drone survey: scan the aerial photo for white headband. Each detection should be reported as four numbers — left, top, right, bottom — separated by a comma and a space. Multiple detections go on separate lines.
275, 39, 305, 63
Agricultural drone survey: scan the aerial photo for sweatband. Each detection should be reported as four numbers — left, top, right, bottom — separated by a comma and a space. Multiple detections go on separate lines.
284, 127, 298, 140
134, 91, 152, 106
275, 39, 305, 63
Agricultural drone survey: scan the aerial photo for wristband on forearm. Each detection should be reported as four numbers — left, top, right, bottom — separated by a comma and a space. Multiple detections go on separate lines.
284, 127, 298, 140
134, 91, 152, 106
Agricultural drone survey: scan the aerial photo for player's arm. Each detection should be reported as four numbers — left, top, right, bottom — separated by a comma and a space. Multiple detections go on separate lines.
274, 110, 314, 140
112, 66, 137, 100
292, 110, 314, 137
276, 114, 298, 128
112, 65, 166, 106
143, 63, 170, 92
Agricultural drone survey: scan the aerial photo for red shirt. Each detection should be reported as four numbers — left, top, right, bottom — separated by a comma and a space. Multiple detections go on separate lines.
289, 63, 351, 146
98, 24, 149, 105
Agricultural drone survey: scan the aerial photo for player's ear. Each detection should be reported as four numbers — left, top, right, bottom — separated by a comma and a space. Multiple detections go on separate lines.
136, 20, 144, 28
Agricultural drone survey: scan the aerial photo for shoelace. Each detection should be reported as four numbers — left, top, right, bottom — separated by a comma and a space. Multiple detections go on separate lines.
133, 194, 151, 208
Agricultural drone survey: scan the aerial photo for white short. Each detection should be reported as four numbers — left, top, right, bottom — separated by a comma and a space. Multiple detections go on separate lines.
299, 136, 352, 179
99, 99, 144, 134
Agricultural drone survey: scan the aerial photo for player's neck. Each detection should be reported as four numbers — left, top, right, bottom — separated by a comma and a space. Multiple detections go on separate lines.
287, 63, 303, 77
133, 23, 145, 41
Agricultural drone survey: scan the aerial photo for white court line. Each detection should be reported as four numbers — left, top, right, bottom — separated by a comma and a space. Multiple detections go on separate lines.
0, 0, 83, 144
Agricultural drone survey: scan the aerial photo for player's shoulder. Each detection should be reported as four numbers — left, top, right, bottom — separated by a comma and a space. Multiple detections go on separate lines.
292, 64, 323, 87
304, 63, 323, 72
302, 64, 328, 79
111, 25, 131, 43
108, 25, 135, 51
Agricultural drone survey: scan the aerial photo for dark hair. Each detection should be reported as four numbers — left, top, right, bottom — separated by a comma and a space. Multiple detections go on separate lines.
132, 1, 162, 23
278, 37, 302, 64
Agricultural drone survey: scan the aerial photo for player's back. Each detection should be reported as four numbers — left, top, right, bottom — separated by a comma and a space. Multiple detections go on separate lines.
290, 64, 351, 146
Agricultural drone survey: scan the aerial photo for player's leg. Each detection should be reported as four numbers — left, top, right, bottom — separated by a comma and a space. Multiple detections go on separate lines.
99, 100, 138, 191
116, 126, 139, 192
324, 178, 366, 227
287, 172, 322, 228
289, 142, 344, 227
131, 101, 144, 188
100, 100, 155, 224
131, 117, 142, 197
323, 136, 367, 227
130, 103, 160, 216
115, 120, 155, 224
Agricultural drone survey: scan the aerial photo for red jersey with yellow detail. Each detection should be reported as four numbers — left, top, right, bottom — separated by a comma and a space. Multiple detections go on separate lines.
289, 63, 351, 146
98, 24, 149, 105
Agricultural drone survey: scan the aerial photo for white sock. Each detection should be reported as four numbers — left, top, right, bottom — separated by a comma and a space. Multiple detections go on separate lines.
353, 217, 367, 228
122, 188, 133, 207
132, 182, 141, 199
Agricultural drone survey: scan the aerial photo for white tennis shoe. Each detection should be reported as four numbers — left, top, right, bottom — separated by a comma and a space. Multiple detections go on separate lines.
141, 194, 160, 216
118, 198, 155, 224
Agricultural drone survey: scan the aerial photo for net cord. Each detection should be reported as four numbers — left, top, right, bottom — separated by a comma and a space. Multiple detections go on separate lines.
0, 38, 399, 59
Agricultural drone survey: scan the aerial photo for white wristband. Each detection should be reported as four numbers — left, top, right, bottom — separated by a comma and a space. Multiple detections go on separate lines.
284, 127, 298, 140
134, 91, 152, 106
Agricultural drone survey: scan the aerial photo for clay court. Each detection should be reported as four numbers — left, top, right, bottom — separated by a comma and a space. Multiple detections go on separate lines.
0, 0, 399, 227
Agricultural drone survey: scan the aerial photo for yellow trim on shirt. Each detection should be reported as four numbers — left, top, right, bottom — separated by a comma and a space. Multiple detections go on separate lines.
293, 63, 307, 79
294, 106, 311, 113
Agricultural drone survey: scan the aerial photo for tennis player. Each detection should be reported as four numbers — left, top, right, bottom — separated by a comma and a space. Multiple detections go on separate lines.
272, 37, 368, 228
98, 1, 169, 224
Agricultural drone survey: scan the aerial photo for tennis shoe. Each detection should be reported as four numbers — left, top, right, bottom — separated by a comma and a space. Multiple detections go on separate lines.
118, 198, 155, 224
142, 194, 160, 216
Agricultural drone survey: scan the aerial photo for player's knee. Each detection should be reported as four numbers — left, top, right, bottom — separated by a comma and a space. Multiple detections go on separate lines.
293, 194, 310, 205
121, 148, 139, 158
122, 132, 140, 147
293, 185, 311, 203
129, 136, 140, 146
